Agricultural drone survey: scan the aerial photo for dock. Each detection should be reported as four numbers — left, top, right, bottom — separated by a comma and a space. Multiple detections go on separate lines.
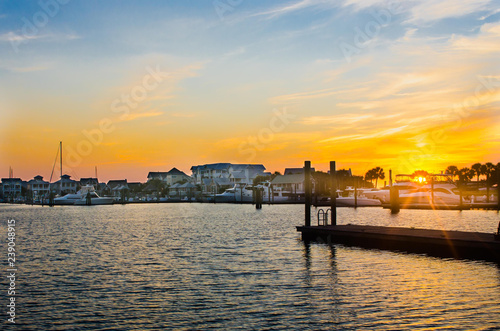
297, 160, 500, 262
297, 224, 500, 261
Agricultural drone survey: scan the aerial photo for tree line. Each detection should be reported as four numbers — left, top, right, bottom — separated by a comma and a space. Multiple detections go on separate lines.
445, 162, 500, 184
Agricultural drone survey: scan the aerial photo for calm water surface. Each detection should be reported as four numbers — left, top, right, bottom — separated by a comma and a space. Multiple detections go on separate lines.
1, 204, 500, 330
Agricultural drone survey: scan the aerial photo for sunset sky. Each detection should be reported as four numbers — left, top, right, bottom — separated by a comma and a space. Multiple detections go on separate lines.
1, 0, 499, 182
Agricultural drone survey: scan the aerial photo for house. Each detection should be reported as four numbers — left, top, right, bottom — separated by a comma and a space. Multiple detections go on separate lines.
147, 168, 191, 186
54, 174, 78, 194
191, 163, 268, 193
270, 171, 316, 200
1, 178, 23, 200
79, 177, 99, 188
27, 175, 50, 198
147, 171, 169, 182
177, 182, 196, 198
284, 167, 315, 175
107, 180, 129, 197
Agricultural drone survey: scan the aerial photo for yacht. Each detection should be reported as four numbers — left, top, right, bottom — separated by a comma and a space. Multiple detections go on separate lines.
336, 187, 382, 207
72, 185, 114, 205
215, 182, 289, 203
53, 192, 83, 205
399, 183, 463, 207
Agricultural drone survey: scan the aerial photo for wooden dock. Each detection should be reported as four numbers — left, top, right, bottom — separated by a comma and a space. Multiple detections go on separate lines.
297, 224, 500, 261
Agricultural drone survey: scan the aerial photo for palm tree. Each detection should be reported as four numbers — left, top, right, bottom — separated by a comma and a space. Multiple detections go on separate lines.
365, 167, 385, 188
482, 162, 495, 202
374, 167, 385, 188
365, 169, 374, 186
458, 167, 474, 183
446, 165, 459, 181
471, 163, 482, 182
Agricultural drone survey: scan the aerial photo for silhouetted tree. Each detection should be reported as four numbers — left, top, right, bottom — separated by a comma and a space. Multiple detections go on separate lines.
458, 167, 474, 183
446, 165, 459, 181
365, 167, 385, 188
471, 163, 482, 182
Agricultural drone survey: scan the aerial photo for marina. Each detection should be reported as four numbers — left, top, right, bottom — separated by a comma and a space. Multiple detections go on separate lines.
297, 161, 500, 263
1, 203, 500, 330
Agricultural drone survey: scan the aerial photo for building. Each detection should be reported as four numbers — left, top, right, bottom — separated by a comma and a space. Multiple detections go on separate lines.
80, 177, 99, 188
54, 174, 78, 194
147, 168, 191, 186
191, 163, 268, 193
107, 180, 129, 197
270, 169, 316, 200
1, 178, 23, 200
284, 167, 315, 175
27, 175, 50, 198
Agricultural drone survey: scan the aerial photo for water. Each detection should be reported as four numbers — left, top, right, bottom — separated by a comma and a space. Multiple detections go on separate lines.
1, 204, 500, 330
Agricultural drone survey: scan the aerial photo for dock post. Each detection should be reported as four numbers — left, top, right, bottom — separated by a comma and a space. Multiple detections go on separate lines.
431, 176, 434, 206
354, 185, 357, 208
305, 161, 312, 227
330, 161, 337, 226
256, 188, 262, 209
497, 171, 500, 211
390, 186, 400, 214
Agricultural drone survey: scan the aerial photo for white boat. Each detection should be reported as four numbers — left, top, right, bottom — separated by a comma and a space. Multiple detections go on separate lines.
399, 183, 463, 207
73, 185, 114, 205
215, 182, 289, 203
54, 192, 83, 205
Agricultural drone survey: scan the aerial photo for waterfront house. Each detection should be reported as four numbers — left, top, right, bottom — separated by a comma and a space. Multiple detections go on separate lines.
177, 182, 196, 199
1, 178, 23, 201
284, 167, 316, 175
107, 180, 129, 198
270, 171, 316, 200
27, 175, 50, 199
147, 168, 191, 186
191, 163, 268, 193
79, 177, 99, 188
54, 174, 78, 195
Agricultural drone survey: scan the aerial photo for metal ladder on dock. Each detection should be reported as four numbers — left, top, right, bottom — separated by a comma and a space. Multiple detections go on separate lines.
317, 208, 331, 226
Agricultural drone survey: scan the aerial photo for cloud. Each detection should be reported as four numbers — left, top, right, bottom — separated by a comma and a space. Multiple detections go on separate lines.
251, 0, 335, 19
270, 86, 368, 104
341, 0, 495, 25
121, 111, 164, 122
407, 0, 492, 24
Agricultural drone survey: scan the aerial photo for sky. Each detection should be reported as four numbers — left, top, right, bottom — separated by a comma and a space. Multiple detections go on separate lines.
0, 0, 499, 182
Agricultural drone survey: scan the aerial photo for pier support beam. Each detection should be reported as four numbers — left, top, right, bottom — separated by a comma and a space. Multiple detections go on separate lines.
305, 161, 311, 227
330, 161, 337, 226
390, 186, 400, 214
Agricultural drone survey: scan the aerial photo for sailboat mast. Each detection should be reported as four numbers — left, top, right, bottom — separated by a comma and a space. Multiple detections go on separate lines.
60, 141, 63, 193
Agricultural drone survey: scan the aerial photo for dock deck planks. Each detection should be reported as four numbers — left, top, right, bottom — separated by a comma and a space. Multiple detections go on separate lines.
297, 224, 500, 261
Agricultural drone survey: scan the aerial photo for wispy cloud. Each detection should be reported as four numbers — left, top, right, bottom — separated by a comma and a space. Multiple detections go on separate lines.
251, 0, 335, 19
121, 111, 164, 122
319, 125, 409, 143
270, 86, 368, 104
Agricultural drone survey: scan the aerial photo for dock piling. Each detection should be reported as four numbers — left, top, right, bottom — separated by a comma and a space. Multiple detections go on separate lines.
304, 161, 311, 227
390, 186, 400, 214
330, 161, 337, 226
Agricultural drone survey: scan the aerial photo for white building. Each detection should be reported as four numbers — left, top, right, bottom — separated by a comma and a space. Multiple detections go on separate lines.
54, 174, 78, 194
27, 175, 50, 198
190, 163, 269, 193
147, 168, 191, 186
1, 178, 23, 200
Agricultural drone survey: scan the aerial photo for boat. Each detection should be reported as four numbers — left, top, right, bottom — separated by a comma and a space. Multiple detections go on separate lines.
73, 185, 114, 205
336, 187, 382, 207
399, 183, 464, 207
215, 182, 290, 203
53, 192, 83, 205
